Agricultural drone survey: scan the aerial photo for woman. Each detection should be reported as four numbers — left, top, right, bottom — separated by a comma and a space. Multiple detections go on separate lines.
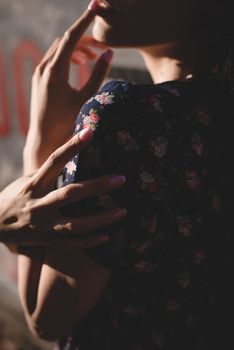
19, 0, 232, 349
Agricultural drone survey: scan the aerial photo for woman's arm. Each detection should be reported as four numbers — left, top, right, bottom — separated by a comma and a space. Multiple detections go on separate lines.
18, 130, 126, 340
17, 1, 122, 340
23, 249, 111, 341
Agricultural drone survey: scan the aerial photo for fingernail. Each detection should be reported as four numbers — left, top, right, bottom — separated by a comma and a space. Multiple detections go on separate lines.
101, 49, 113, 63
78, 127, 93, 142
113, 208, 127, 220
88, 0, 99, 12
110, 175, 126, 186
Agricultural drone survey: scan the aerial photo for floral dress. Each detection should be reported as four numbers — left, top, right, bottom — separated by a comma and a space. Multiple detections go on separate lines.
59, 76, 231, 350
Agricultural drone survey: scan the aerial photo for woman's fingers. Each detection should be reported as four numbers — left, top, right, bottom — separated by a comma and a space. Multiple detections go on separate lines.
51, 3, 99, 78
34, 128, 93, 190
53, 207, 128, 236
39, 174, 126, 209
77, 35, 107, 50
38, 38, 61, 70
79, 49, 113, 102
72, 46, 98, 62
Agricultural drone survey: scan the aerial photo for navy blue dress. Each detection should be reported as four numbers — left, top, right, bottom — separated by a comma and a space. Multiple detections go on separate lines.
59, 76, 231, 350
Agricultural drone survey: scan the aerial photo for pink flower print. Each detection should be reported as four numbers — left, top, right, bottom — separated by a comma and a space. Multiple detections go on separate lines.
166, 298, 179, 312
116, 130, 130, 145
146, 217, 157, 235
82, 123, 90, 129
134, 260, 147, 272
194, 249, 206, 264
82, 115, 91, 126
177, 215, 192, 237
185, 170, 200, 190
124, 304, 140, 316
197, 108, 210, 126
193, 143, 204, 156
135, 240, 154, 254
82, 109, 101, 131
152, 331, 165, 347
75, 123, 81, 133
94, 92, 114, 105
192, 134, 204, 156
140, 172, 159, 192
151, 137, 168, 158
153, 99, 163, 112
116, 130, 139, 151
90, 111, 101, 123
134, 260, 158, 273
97, 193, 111, 208
179, 271, 191, 288
65, 160, 77, 176
147, 180, 160, 193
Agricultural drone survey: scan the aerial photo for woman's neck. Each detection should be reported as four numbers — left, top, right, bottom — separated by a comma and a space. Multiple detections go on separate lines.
139, 42, 203, 84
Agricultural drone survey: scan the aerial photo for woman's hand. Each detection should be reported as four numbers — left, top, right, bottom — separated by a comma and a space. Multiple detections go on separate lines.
24, 3, 113, 170
0, 128, 126, 251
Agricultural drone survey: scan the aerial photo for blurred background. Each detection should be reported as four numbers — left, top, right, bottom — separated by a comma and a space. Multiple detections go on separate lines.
0, 0, 149, 348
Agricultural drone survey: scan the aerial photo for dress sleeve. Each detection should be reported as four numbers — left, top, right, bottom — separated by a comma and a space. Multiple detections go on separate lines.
61, 80, 199, 275
62, 80, 148, 272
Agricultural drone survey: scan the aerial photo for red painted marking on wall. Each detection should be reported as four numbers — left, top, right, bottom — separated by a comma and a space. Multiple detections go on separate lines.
0, 50, 10, 136
0, 41, 91, 138
13, 41, 42, 136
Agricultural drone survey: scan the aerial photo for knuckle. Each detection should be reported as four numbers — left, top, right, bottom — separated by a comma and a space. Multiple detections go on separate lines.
45, 153, 60, 171
64, 29, 73, 42
57, 188, 69, 202
65, 222, 72, 232
44, 64, 55, 80
47, 151, 59, 166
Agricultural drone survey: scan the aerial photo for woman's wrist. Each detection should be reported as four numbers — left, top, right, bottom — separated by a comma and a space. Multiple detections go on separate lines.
23, 128, 51, 174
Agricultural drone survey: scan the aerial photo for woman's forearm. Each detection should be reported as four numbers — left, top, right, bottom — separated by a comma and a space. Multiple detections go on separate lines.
20, 249, 111, 341
19, 134, 111, 341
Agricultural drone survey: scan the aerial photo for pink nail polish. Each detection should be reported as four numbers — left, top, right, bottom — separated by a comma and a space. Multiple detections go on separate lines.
101, 49, 113, 63
88, 0, 99, 12
78, 127, 93, 142
110, 175, 126, 186
113, 208, 127, 220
